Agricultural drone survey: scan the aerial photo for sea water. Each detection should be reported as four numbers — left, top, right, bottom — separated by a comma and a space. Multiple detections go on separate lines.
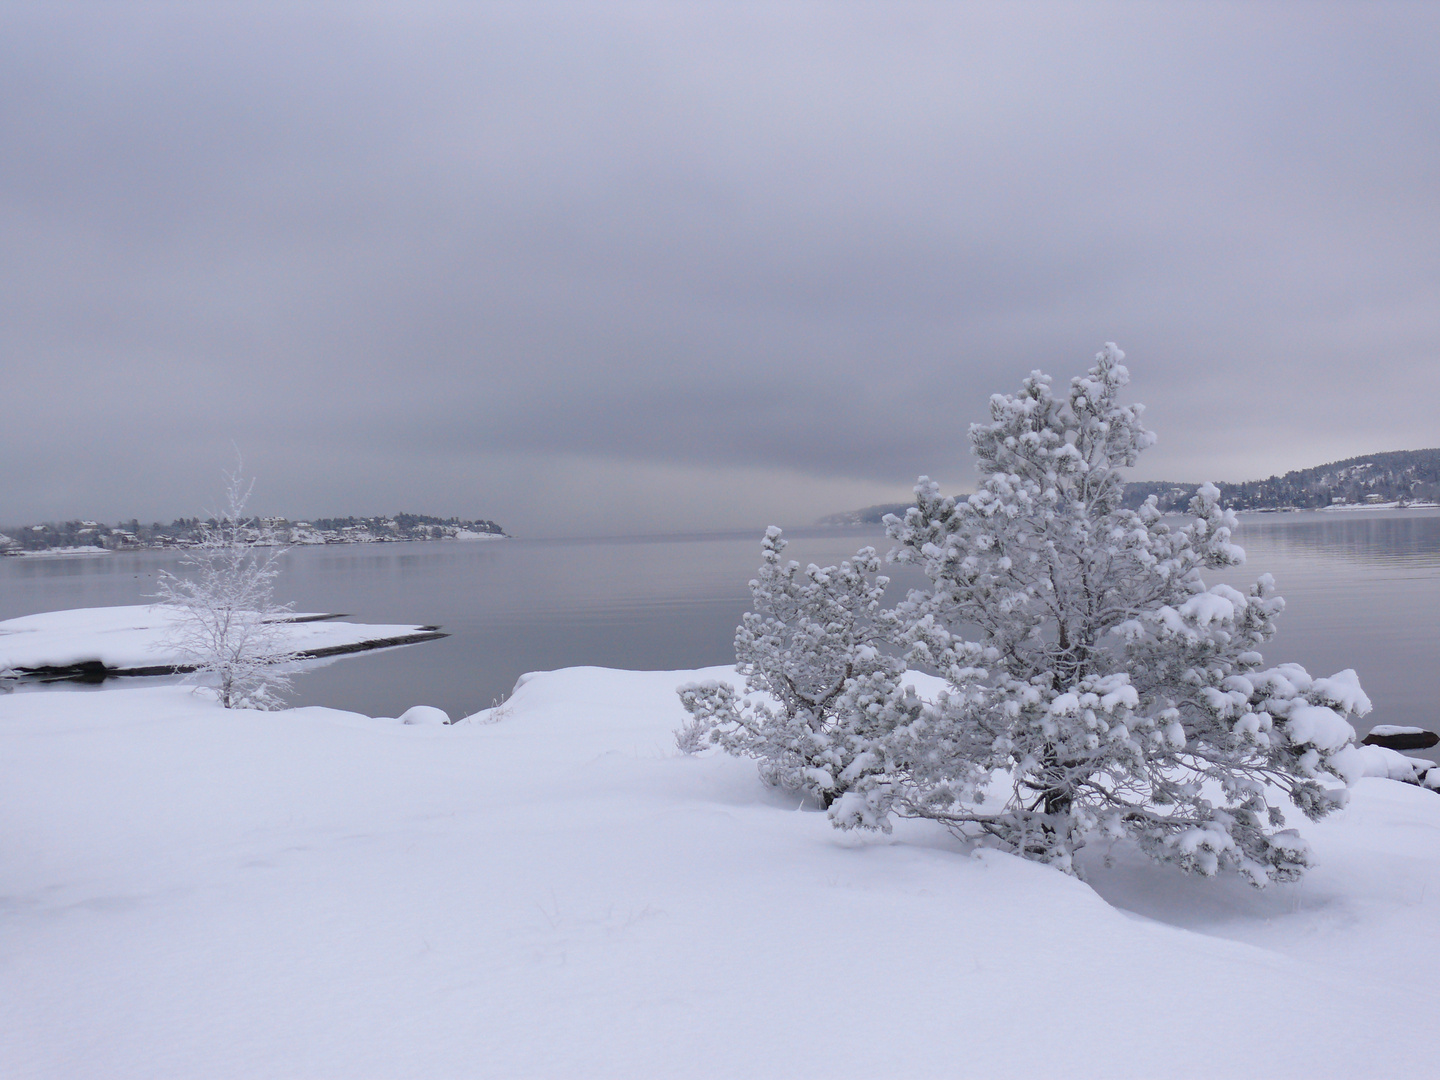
2, 511, 1437, 739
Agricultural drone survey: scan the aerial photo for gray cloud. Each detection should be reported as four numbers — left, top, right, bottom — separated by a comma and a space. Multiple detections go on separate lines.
3, 3, 1437, 535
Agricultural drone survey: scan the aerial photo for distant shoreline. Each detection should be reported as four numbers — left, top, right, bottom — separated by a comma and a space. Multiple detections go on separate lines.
1235, 501, 1440, 514
1, 533, 509, 558
1, 514, 508, 556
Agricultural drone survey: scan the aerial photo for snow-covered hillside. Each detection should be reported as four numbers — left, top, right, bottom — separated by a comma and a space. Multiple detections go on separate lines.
3, 667, 1438, 1078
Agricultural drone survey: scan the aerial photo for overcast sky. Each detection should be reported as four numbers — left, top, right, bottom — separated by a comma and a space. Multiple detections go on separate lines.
3, 3, 1436, 536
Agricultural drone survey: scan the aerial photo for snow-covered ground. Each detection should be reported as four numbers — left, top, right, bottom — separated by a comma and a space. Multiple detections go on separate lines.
0, 605, 440, 673
3, 666, 1439, 1078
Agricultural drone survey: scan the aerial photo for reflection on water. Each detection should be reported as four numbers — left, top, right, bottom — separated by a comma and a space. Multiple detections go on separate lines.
1206, 509, 1440, 756
1235, 509, 1440, 568
2, 511, 1437, 745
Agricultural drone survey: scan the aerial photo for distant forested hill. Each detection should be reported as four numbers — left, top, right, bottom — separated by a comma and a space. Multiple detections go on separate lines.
819, 449, 1440, 525
1121, 449, 1440, 512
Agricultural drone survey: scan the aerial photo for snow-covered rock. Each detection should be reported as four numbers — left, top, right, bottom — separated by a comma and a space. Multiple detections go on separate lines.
0, 605, 442, 674
398, 705, 450, 725
1362, 725, 1440, 750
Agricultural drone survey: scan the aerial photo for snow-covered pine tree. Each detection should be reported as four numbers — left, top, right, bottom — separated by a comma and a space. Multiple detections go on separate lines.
676, 526, 901, 806
156, 464, 298, 710
832, 344, 1369, 885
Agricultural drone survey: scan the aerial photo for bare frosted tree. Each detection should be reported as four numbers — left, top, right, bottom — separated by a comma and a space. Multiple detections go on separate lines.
157, 463, 298, 709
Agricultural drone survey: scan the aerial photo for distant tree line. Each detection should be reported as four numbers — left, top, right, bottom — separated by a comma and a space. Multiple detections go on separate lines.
0, 512, 507, 553
1121, 448, 1440, 512
307, 514, 505, 537
815, 450, 1440, 528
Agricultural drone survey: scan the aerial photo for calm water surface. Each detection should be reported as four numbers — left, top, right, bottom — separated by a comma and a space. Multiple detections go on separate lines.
3, 512, 1437, 741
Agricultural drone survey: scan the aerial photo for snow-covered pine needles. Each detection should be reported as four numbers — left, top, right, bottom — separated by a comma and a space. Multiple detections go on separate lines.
679, 344, 1371, 886
676, 526, 901, 807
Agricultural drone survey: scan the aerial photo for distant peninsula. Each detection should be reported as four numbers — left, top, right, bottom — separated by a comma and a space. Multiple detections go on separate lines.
0, 513, 507, 555
1121, 448, 1440, 512
819, 448, 1440, 524
816, 503, 915, 527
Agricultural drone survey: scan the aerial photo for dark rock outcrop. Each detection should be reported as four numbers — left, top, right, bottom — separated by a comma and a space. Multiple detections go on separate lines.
1363, 727, 1440, 751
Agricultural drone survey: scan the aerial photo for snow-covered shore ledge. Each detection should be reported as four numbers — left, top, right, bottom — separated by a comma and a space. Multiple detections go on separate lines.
0, 533, 510, 556
0, 605, 445, 679
3, 666, 1440, 1078
1229, 501, 1440, 514
1316, 500, 1440, 512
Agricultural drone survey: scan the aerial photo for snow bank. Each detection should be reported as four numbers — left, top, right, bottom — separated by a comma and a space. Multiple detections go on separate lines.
1330, 743, 1440, 790
397, 705, 450, 725
0, 605, 440, 673
3, 668, 1440, 1078
1330, 743, 1425, 782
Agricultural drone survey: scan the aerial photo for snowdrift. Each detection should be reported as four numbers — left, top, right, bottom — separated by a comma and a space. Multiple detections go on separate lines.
3, 666, 1439, 1078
